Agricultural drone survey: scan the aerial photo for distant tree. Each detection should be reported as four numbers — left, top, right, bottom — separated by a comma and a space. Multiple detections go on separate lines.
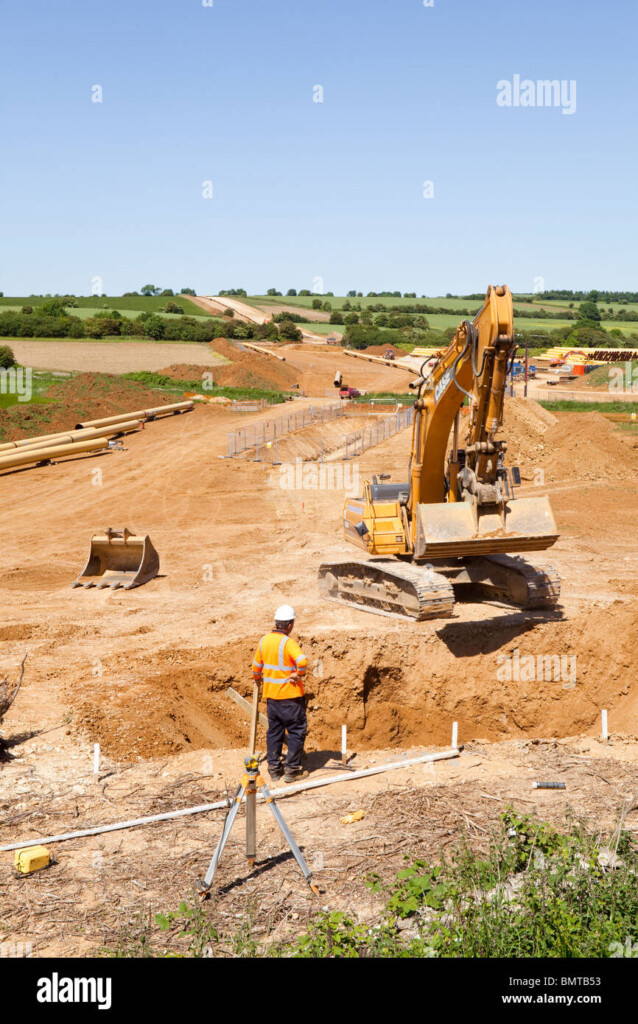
278, 320, 302, 341
160, 289, 174, 297
164, 301, 184, 314
298, 289, 311, 296
0, 344, 16, 368
84, 318, 105, 338
94, 309, 123, 320
224, 308, 235, 318
312, 298, 323, 310
180, 288, 196, 296
347, 290, 357, 297
39, 298, 66, 317
342, 299, 352, 311
141, 284, 160, 296
404, 292, 416, 298
344, 312, 359, 325
267, 288, 282, 296
287, 289, 297, 296
21, 305, 33, 315
578, 301, 601, 322
343, 324, 380, 349
144, 314, 165, 339
325, 292, 334, 297
232, 321, 254, 339
329, 311, 344, 324
322, 301, 332, 311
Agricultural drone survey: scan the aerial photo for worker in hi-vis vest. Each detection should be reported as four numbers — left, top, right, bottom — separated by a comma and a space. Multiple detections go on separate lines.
252, 605, 309, 784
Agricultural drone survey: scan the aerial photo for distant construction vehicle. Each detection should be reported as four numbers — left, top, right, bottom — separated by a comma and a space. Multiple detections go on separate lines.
319, 285, 560, 619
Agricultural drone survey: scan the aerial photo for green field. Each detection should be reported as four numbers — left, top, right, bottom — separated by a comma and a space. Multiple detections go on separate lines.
0, 295, 212, 317
301, 322, 343, 336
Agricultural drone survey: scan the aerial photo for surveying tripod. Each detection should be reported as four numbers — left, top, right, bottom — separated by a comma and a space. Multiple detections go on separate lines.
198, 755, 319, 896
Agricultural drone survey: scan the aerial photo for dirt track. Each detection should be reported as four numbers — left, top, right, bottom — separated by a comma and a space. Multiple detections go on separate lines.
1, 364, 637, 955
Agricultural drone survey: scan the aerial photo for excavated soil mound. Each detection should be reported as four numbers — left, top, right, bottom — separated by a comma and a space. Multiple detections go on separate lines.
501, 399, 638, 483
361, 345, 405, 357
0, 373, 175, 442
542, 411, 638, 482
202, 339, 300, 390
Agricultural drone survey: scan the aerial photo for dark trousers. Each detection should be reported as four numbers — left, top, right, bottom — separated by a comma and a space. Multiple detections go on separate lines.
266, 697, 307, 771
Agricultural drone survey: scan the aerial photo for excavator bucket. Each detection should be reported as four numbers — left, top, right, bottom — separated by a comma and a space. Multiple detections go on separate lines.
415, 496, 558, 559
71, 528, 160, 590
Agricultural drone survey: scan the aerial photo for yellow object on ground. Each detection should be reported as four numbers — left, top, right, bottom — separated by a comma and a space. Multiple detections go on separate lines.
340, 810, 365, 825
14, 845, 51, 874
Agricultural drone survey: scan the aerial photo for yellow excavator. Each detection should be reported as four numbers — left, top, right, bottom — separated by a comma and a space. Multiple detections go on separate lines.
318, 285, 560, 619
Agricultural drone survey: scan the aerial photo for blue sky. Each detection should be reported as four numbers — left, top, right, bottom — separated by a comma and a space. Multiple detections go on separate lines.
1, 0, 636, 296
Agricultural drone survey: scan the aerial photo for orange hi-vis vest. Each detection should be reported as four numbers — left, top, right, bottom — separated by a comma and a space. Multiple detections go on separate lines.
252, 630, 308, 700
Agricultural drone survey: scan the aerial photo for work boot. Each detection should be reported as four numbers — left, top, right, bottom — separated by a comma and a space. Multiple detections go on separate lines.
283, 767, 309, 784
268, 765, 284, 783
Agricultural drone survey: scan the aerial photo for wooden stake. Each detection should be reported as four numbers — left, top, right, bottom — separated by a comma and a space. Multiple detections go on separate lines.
249, 681, 260, 755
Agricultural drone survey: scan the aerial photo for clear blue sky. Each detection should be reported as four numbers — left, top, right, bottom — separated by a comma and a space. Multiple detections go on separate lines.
1, 0, 636, 296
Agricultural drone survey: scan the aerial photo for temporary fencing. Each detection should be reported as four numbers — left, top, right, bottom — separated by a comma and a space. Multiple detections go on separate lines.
226, 403, 345, 457
226, 403, 414, 464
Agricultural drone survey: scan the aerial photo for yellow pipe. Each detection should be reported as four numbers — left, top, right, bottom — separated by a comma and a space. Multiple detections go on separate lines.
0, 438, 109, 472
0, 420, 142, 453
76, 401, 193, 429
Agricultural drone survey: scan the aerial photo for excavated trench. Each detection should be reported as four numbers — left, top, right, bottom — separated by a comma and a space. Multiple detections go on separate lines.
69, 597, 637, 763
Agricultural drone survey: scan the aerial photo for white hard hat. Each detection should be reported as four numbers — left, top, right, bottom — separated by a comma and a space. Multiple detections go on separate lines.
275, 604, 296, 622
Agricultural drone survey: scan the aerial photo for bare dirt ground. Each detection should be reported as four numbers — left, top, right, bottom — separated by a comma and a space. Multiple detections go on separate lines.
278, 343, 415, 395
9, 340, 226, 375
0, 350, 637, 956
189, 296, 270, 324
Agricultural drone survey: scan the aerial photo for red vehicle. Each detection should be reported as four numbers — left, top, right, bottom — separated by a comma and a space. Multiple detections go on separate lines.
339, 386, 361, 399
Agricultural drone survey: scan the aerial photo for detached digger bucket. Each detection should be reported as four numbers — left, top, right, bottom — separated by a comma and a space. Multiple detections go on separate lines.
415, 496, 559, 559
71, 528, 160, 590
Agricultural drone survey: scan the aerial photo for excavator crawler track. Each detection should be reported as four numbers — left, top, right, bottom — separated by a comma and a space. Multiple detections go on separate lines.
460, 554, 561, 609
318, 559, 455, 621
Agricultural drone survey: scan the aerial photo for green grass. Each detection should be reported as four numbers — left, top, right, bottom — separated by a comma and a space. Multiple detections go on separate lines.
538, 399, 638, 414
122, 371, 291, 405
352, 392, 416, 403
300, 322, 343, 335
0, 369, 69, 408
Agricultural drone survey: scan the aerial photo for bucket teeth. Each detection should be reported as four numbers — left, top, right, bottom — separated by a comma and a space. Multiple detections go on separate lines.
72, 528, 160, 591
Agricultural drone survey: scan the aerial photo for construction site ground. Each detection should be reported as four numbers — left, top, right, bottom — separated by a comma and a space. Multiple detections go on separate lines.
0, 340, 637, 956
